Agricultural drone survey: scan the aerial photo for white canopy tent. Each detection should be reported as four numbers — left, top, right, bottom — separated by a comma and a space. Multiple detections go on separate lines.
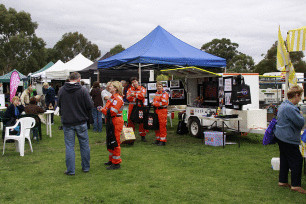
46, 53, 93, 80
31, 60, 64, 79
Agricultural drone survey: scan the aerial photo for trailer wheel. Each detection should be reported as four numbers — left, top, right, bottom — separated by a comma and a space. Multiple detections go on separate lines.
188, 117, 203, 138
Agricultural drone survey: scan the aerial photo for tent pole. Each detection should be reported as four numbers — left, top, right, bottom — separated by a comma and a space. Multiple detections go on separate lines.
284, 65, 289, 100
97, 70, 100, 83
139, 63, 142, 84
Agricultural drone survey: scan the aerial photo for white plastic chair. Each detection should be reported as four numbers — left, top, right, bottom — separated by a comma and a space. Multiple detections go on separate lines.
3, 117, 35, 156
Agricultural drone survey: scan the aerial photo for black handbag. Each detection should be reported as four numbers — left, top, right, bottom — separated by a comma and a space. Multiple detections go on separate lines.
177, 113, 188, 135
130, 99, 146, 124
143, 104, 159, 130
106, 109, 118, 150
231, 77, 251, 105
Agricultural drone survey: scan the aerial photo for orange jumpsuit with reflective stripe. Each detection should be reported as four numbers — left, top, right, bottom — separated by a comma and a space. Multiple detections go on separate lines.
126, 85, 147, 137
102, 93, 124, 164
153, 90, 169, 142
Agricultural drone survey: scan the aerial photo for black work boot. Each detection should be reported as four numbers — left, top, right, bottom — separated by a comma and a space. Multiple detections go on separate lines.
106, 163, 121, 170
104, 161, 112, 166
141, 136, 147, 142
152, 140, 160, 145
158, 141, 166, 146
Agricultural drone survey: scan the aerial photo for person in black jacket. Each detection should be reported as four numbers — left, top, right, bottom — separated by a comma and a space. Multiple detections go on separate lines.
2, 96, 24, 139
58, 72, 94, 175
90, 81, 103, 132
43, 82, 56, 123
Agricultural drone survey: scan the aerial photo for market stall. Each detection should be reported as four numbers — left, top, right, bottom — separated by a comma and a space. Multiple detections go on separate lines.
161, 67, 267, 142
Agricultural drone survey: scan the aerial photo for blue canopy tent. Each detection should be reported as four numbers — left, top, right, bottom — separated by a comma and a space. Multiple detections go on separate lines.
98, 26, 226, 81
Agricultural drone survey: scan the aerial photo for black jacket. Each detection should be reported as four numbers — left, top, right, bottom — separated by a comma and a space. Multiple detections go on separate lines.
3, 104, 24, 125
58, 82, 93, 126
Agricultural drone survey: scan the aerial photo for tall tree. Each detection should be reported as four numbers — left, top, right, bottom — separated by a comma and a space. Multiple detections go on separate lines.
0, 4, 46, 75
254, 41, 306, 74
53, 32, 101, 62
201, 38, 254, 72
109, 44, 125, 56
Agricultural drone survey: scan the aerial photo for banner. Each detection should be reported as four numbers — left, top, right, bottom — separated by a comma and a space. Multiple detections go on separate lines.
10, 71, 20, 102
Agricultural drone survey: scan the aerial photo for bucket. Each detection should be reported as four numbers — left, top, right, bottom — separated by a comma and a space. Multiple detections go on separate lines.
271, 157, 280, 170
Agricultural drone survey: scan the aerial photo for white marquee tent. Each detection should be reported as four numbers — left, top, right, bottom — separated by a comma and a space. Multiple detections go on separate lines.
31, 60, 64, 79
45, 53, 93, 80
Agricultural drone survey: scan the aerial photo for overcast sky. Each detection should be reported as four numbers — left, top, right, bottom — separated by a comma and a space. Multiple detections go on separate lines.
2, 0, 306, 63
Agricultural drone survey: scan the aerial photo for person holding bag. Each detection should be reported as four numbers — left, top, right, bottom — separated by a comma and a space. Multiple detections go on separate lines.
152, 81, 169, 146
126, 77, 148, 142
101, 81, 124, 170
274, 85, 306, 194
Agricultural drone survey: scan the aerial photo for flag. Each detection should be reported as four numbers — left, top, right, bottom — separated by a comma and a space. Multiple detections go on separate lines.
10, 71, 20, 102
277, 27, 297, 86
286, 26, 306, 52
277, 26, 289, 71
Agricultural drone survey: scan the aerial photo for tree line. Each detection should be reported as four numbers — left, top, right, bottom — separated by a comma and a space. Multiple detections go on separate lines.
0, 4, 305, 75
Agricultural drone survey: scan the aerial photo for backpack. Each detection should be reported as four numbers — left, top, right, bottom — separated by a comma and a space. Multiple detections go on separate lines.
177, 113, 188, 135
263, 118, 277, 145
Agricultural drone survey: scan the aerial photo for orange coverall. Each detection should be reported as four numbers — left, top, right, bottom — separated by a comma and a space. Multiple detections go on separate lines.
153, 90, 169, 142
102, 93, 124, 164
126, 85, 147, 137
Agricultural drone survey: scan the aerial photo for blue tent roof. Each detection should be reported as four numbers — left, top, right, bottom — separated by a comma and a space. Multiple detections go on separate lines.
98, 25, 226, 69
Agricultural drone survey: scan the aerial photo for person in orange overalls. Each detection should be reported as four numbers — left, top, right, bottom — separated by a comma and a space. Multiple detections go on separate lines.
152, 81, 169, 146
101, 81, 124, 170
126, 77, 148, 142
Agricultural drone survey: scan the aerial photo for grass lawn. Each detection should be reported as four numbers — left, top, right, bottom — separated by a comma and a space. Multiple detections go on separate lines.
0, 115, 305, 203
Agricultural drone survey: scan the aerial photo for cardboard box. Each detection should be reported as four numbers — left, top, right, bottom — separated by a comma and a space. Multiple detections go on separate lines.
120, 127, 136, 144
204, 131, 225, 146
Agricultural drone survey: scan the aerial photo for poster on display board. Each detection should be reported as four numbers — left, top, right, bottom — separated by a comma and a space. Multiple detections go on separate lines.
170, 80, 180, 88
171, 89, 184, 99
145, 80, 187, 105
147, 83, 156, 90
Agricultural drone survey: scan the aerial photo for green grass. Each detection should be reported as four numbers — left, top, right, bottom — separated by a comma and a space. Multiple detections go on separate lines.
0, 115, 305, 203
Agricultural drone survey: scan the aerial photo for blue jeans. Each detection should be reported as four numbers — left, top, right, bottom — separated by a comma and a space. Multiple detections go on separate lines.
63, 123, 90, 174
92, 107, 102, 132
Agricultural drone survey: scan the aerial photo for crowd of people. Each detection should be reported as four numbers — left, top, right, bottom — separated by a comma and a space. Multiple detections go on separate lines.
2, 71, 306, 195
2, 82, 56, 140
57, 72, 169, 175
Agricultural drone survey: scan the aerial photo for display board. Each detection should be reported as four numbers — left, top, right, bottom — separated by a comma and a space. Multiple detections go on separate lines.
199, 75, 251, 110
142, 80, 187, 106
221, 75, 251, 110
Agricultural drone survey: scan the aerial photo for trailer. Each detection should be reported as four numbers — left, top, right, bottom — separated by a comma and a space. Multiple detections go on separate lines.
162, 67, 267, 138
